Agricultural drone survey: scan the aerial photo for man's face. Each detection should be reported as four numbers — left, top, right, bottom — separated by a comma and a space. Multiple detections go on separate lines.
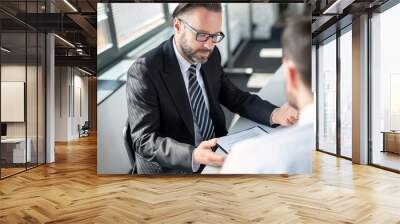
175, 8, 222, 64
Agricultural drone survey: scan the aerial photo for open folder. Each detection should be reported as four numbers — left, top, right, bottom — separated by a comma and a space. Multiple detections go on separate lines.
216, 126, 270, 154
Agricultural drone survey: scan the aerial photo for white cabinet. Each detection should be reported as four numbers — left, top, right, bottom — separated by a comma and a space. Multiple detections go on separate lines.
1, 138, 32, 163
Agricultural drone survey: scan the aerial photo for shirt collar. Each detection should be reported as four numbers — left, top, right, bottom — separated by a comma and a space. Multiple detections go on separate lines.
173, 37, 201, 74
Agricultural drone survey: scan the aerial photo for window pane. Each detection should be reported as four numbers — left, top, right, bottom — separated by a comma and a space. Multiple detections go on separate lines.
339, 29, 352, 158
390, 75, 400, 129
111, 3, 165, 48
318, 37, 337, 154
1, 32, 27, 177
371, 3, 400, 171
97, 3, 113, 54
27, 31, 38, 169
168, 3, 179, 15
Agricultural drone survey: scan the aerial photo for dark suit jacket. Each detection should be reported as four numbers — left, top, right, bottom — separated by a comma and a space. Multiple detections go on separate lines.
126, 36, 277, 174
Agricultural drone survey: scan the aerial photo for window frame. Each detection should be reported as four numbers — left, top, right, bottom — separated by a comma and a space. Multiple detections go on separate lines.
368, 0, 400, 173
315, 0, 400, 173
97, 3, 171, 72
0, 1, 47, 179
314, 15, 353, 161
338, 24, 353, 159
316, 33, 338, 157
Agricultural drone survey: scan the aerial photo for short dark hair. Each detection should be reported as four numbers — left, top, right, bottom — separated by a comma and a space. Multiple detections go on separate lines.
172, 3, 222, 19
281, 15, 311, 89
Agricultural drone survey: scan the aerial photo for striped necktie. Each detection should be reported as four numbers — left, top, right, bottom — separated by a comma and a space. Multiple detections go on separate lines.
187, 64, 215, 141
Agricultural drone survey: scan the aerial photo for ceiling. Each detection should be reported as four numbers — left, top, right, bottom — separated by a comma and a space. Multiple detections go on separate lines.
0, 0, 98, 74
1, 0, 393, 75
311, 0, 390, 43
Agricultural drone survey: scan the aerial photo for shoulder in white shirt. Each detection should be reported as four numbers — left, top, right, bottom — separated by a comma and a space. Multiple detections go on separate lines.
220, 104, 315, 174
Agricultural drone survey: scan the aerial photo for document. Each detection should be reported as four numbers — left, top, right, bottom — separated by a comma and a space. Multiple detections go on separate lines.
216, 126, 269, 154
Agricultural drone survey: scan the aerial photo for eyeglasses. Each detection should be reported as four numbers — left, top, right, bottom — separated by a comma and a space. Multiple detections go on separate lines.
178, 18, 225, 43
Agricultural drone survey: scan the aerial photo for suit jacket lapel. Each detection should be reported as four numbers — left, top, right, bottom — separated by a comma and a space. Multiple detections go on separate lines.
160, 37, 195, 140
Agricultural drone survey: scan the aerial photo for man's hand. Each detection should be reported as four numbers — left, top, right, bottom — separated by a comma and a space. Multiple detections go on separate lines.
193, 138, 226, 167
270, 102, 298, 127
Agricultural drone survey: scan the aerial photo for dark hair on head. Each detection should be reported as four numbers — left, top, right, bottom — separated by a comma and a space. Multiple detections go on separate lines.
172, 3, 222, 19
281, 15, 311, 89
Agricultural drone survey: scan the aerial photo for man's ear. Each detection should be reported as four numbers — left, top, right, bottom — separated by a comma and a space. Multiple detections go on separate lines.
173, 18, 181, 33
285, 59, 298, 91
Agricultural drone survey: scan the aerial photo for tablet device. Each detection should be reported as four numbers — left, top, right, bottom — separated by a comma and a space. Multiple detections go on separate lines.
216, 126, 269, 154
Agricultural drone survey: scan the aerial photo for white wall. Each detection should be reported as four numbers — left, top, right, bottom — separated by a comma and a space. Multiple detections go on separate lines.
54, 66, 89, 141
97, 84, 131, 174
1, 82, 25, 122
55, 66, 69, 141
251, 3, 278, 39
72, 73, 89, 138
1, 64, 26, 81
1, 65, 35, 138
1, 63, 46, 163
227, 3, 251, 52
1, 65, 26, 129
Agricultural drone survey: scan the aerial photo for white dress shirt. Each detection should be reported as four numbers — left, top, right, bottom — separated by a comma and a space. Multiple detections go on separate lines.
173, 38, 211, 171
220, 103, 315, 174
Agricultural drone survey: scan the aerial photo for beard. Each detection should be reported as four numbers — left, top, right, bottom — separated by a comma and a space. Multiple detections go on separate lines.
179, 32, 212, 64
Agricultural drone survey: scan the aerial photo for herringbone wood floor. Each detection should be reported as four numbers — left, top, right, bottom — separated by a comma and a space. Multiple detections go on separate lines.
1, 134, 400, 223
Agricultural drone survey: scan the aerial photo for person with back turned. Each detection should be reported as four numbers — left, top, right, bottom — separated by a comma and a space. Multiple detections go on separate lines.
221, 15, 314, 174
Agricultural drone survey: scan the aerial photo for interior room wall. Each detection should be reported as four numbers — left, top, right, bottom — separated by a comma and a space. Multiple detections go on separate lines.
88, 77, 97, 132
54, 66, 89, 141
97, 83, 131, 174
55, 66, 69, 141
72, 72, 89, 138
1, 64, 38, 139
1, 63, 44, 165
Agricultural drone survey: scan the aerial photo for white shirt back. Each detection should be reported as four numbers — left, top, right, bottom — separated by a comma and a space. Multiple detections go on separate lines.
220, 104, 315, 174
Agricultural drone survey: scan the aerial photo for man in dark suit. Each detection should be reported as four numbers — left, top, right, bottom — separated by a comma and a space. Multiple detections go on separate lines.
126, 3, 298, 174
